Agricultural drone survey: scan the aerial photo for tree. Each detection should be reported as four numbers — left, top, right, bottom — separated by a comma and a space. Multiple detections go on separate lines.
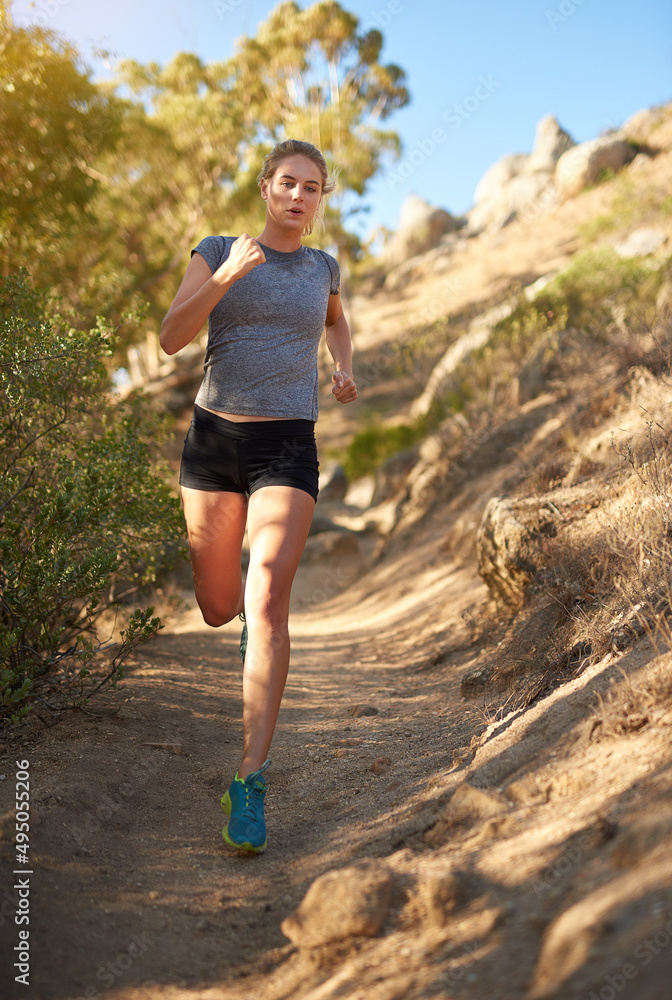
1, 0, 409, 349
217, 1, 409, 250
0, 1, 122, 289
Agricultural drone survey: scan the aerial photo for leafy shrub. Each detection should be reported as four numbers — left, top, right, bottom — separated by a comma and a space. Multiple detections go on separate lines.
0, 271, 186, 725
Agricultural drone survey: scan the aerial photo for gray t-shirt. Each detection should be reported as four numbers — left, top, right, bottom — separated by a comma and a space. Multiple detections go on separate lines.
191, 235, 340, 421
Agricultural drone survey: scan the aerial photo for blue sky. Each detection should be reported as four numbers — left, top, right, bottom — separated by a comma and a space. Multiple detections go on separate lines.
13, 0, 672, 241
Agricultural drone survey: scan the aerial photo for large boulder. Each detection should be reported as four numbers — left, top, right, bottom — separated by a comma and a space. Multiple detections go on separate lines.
469, 172, 559, 234
382, 194, 458, 269
473, 153, 528, 205
477, 497, 541, 608
467, 115, 574, 235
528, 114, 576, 172
621, 104, 672, 150
555, 135, 636, 198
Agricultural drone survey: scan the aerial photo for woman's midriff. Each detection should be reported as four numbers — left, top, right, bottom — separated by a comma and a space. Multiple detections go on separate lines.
200, 406, 298, 423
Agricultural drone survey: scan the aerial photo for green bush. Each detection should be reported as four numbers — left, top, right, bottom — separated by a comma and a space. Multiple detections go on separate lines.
343, 421, 426, 482
0, 270, 186, 725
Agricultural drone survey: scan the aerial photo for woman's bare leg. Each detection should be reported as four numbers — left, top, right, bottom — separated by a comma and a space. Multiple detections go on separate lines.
180, 487, 249, 626
240, 485, 315, 778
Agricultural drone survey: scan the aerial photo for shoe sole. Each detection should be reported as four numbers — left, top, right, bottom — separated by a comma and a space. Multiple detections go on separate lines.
220, 790, 267, 853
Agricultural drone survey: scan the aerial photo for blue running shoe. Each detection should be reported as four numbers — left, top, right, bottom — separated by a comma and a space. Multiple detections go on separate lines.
221, 759, 270, 853
239, 612, 247, 663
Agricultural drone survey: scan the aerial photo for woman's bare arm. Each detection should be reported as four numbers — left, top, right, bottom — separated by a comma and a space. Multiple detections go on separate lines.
159, 235, 266, 356
325, 291, 357, 404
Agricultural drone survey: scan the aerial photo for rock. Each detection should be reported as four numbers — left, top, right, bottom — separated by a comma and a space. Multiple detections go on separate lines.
468, 168, 559, 235
371, 447, 420, 504
460, 663, 495, 699
613, 227, 668, 258
505, 775, 546, 805
318, 462, 348, 502
420, 870, 467, 928
396, 457, 449, 526
382, 195, 458, 269
528, 114, 576, 173
466, 116, 573, 235
627, 151, 654, 175
280, 860, 394, 948
447, 783, 509, 823
528, 903, 600, 999
473, 153, 528, 205
425, 783, 509, 847
370, 757, 392, 775
301, 530, 359, 562
350, 704, 379, 718
555, 135, 636, 197
308, 512, 342, 536
621, 105, 666, 145
344, 475, 376, 509
476, 496, 539, 607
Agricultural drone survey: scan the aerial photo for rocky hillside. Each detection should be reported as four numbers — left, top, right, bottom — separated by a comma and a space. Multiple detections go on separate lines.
267, 100, 672, 1000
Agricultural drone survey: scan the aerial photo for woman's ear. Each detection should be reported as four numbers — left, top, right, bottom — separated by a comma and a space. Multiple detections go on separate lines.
260, 178, 268, 201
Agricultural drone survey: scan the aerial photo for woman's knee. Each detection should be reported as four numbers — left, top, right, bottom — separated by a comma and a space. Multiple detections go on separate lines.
197, 598, 239, 628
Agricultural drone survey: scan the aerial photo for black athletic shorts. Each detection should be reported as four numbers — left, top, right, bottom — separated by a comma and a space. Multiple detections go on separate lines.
179, 404, 319, 501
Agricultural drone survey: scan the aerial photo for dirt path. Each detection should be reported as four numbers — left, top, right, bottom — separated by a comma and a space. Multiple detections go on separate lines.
4, 495, 672, 1000
0, 490, 492, 1000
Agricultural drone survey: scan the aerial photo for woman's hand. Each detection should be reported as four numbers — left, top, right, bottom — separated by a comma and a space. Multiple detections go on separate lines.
218, 233, 266, 282
331, 370, 357, 404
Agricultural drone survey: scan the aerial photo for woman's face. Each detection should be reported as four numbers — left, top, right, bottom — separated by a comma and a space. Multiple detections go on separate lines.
261, 154, 323, 231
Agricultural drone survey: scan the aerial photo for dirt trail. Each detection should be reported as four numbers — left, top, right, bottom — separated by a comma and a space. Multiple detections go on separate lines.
0, 492, 489, 999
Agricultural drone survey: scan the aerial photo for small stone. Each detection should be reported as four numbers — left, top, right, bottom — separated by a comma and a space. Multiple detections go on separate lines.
370, 757, 392, 776
614, 227, 667, 258
196, 918, 210, 931
281, 859, 394, 948
349, 704, 379, 718
320, 796, 341, 810
421, 871, 467, 928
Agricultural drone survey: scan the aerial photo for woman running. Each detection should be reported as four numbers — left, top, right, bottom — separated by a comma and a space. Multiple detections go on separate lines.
160, 139, 357, 854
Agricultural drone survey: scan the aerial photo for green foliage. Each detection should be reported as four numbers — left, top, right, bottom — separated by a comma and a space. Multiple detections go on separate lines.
540, 248, 663, 330
343, 420, 425, 481
0, 5, 124, 297
0, 270, 186, 725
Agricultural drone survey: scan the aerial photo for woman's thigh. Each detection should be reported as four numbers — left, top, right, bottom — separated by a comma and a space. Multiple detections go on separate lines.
180, 486, 248, 625
245, 485, 315, 621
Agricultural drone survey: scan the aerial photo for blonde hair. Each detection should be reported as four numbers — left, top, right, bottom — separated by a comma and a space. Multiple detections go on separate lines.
257, 139, 337, 236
